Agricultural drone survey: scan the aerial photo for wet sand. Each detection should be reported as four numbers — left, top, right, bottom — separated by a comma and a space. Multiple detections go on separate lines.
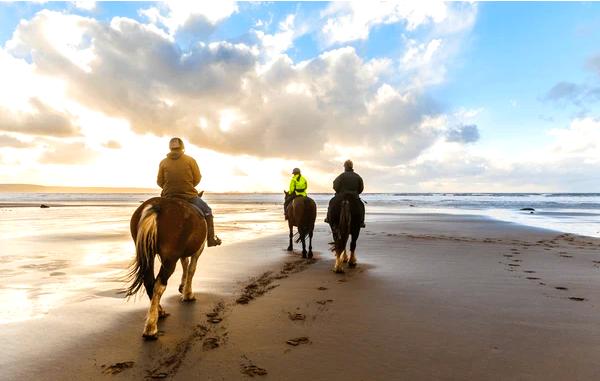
4, 215, 600, 380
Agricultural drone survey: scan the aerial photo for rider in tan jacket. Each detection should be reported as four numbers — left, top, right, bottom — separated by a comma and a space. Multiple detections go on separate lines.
157, 137, 222, 247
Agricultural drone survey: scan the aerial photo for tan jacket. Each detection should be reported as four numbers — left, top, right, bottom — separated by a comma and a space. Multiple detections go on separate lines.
157, 151, 201, 200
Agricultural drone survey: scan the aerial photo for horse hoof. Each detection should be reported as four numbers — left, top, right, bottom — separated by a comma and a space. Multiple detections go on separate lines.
142, 331, 159, 340
348, 262, 357, 268
333, 268, 345, 274
302, 252, 307, 258
178, 284, 184, 293
287, 246, 293, 252
182, 295, 196, 302
308, 252, 313, 259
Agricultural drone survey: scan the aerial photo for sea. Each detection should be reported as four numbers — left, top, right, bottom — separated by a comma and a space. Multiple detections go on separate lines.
1, 192, 600, 324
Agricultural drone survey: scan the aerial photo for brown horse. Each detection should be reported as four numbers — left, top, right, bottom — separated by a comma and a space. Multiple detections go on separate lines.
284, 191, 316, 258
126, 194, 207, 339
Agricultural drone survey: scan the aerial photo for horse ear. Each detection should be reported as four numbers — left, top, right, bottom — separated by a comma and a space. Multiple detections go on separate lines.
198, 191, 204, 198
284, 190, 288, 195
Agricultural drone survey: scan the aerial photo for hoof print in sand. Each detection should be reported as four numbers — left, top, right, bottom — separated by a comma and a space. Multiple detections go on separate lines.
203, 337, 220, 350
523, 270, 536, 273
286, 336, 310, 346
288, 312, 306, 321
569, 297, 586, 302
208, 317, 222, 324
101, 361, 134, 375
526, 277, 540, 280
317, 286, 328, 290
316, 299, 333, 305
240, 363, 267, 377
555, 286, 568, 291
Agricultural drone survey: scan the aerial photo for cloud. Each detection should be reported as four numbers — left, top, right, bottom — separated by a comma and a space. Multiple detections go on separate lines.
321, 1, 449, 44
0, 134, 34, 148
72, 1, 96, 11
543, 53, 600, 110
140, 1, 238, 37
544, 81, 583, 101
446, 124, 479, 143
587, 54, 600, 75
38, 141, 97, 164
102, 140, 121, 149
0, 5, 486, 189
0, 98, 79, 137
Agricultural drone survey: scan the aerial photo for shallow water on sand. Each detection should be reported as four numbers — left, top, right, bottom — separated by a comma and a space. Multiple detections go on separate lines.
0, 200, 302, 324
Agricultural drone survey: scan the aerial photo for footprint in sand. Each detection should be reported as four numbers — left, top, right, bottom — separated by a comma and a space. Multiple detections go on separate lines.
317, 286, 328, 290
288, 312, 306, 321
503, 254, 514, 258
569, 297, 586, 302
508, 264, 520, 267
240, 356, 268, 377
286, 337, 310, 346
555, 286, 568, 291
316, 299, 334, 305
203, 337, 220, 350
101, 361, 134, 375
524, 270, 536, 273
560, 255, 573, 258
526, 277, 540, 280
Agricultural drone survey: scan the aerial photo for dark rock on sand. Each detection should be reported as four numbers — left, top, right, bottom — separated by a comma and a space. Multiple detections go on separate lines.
520, 207, 535, 211
40, 204, 50, 208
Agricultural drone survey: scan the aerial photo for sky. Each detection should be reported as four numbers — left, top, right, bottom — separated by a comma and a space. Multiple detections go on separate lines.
0, 1, 599, 192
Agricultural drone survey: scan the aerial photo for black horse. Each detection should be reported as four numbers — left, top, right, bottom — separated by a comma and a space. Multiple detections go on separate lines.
284, 191, 316, 258
328, 194, 363, 273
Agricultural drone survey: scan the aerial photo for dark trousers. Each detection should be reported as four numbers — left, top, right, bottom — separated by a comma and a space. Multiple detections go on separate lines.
190, 196, 212, 217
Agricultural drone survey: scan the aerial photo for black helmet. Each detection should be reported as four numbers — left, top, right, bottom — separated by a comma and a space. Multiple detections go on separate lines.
169, 137, 184, 151
292, 167, 301, 175
344, 160, 353, 170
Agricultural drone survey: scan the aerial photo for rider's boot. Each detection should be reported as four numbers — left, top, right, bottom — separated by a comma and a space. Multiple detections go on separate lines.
205, 215, 222, 247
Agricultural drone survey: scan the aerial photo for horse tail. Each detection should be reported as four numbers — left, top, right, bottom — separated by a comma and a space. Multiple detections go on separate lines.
333, 199, 352, 252
126, 204, 160, 297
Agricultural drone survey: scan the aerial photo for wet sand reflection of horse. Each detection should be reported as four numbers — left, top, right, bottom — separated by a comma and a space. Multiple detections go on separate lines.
284, 191, 317, 259
329, 194, 363, 273
126, 193, 208, 339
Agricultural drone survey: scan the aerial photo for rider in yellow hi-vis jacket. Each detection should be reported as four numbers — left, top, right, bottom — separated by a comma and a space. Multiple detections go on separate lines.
284, 168, 307, 219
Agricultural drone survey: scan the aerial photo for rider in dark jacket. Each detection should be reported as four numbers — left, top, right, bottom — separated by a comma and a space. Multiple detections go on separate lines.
326, 160, 366, 227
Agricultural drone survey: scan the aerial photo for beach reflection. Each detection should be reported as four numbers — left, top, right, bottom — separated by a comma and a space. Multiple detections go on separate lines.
0, 202, 293, 324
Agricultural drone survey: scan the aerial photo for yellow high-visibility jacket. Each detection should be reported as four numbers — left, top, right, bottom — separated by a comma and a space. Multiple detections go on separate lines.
288, 175, 307, 197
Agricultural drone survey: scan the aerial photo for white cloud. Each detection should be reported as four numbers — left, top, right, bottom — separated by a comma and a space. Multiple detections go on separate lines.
321, 1, 449, 45
72, 1, 96, 11
140, 0, 238, 36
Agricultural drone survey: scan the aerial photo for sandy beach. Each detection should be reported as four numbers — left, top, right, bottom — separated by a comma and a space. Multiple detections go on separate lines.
3, 212, 600, 380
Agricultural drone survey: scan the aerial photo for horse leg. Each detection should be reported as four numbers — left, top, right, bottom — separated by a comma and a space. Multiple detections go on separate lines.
301, 228, 307, 258
143, 259, 176, 339
179, 257, 189, 294
341, 249, 348, 263
348, 234, 358, 268
307, 229, 313, 259
334, 249, 345, 273
287, 222, 293, 251
182, 246, 204, 302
